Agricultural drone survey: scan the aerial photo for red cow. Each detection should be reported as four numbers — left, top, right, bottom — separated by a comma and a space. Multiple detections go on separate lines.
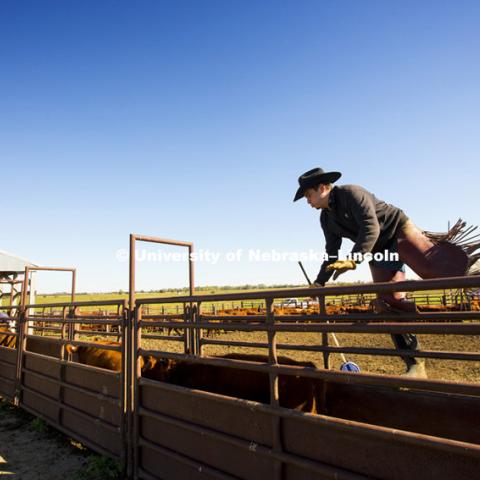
0, 325, 65, 358
65, 341, 152, 373
142, 353, 318, 413
0, 324, 16, 348
65, 341, 123, 371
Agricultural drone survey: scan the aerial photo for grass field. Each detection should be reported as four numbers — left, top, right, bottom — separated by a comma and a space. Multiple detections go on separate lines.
26, 283, 467, 310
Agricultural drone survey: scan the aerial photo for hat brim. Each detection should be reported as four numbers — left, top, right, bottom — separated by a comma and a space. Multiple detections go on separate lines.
293, 171, 341, 202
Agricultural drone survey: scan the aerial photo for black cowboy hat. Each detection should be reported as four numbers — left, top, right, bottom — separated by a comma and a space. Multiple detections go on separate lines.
293, 168, 342, 202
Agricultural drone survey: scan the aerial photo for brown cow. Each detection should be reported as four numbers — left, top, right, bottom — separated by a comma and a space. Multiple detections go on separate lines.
65, 341, 124, 371
0, 329, 80, 359
65, 341, 153, 373
0, 326, 126, 371
28, 339, 319, 413
0, 318, 64, 358
0, 324, 16, 348
142, 353, 318, 413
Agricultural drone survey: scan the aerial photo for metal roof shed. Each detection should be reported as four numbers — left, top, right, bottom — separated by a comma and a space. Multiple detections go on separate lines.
0, 250, 37, 307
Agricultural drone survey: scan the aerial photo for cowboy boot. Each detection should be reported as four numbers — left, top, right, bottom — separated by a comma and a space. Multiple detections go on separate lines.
401, 359, 427, 378
369, 264, 427, 377
391, 332, 428, 379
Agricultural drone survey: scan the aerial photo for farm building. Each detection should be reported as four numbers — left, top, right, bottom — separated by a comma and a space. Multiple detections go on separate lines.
0, 250, 37, 306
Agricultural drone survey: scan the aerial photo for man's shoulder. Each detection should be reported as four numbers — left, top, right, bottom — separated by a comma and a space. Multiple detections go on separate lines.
334, 184, 374, 203
336, 184, 371, 195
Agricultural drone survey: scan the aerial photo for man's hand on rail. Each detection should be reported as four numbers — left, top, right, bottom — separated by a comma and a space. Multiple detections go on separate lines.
326, 260, 357, 280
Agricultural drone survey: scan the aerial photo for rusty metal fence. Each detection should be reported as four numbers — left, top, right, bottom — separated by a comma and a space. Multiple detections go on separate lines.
1, 246, 480, 478
0, 306, 20, 400
0, 299, 128, 461
132, 276, 480, 480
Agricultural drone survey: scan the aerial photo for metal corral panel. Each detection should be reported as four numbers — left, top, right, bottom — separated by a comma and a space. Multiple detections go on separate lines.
25, 336, 63, 358
64, 362, 121, 399
0, 346, 17, 398
137, 380, 362, 480
62, 410, 122, 457
23, 369, 60, 398
24, 351, 62, 378
281, 414, 480, 480
137, 378, 480, 480
321, 381, 480, 444
63, 386, 121, 427
140, 447, 239, 480
22, 389, 59, 421
140, 419, 275, 479
20, 352, 124, 459
139, 381, 275, 479
141, 381, 274, 445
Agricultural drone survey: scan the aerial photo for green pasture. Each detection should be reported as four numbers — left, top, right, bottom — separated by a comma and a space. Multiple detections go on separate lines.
22, 283, 465, 315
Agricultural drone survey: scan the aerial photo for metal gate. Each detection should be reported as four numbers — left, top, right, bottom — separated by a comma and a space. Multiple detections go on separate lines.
1, 299, 128, 461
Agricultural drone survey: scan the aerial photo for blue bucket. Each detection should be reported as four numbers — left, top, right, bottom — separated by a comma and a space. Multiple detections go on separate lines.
340, 361, 361, 372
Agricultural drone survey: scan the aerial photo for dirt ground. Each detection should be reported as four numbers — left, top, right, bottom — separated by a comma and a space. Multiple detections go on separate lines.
0, 399, 120, 480
146, 330, 480, 384
141, 303, 480, 383
217, 332, 480, 383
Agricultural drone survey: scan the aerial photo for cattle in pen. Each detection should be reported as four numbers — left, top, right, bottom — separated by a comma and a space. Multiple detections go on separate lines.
142, 352, 318, 413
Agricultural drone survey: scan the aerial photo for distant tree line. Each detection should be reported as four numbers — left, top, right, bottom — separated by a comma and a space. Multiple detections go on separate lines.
37, 280, 368, 296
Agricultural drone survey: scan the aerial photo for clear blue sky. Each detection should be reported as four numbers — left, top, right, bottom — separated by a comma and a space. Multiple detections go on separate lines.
1, 0, 479, 292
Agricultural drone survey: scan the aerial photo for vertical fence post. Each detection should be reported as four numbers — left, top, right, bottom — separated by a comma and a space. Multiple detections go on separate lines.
183, 304, 190, 354
14, 267, 31, 407
14, 305, 29, 408
57, 306, 70, 429
132, 303, 142, 480
12, 308, 23, 407
266, 297, 283, 480
319, 292, 330, 370
195, 302, 202, 356
127, 234, 135, 479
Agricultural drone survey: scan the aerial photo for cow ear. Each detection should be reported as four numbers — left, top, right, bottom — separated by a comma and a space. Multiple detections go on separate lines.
142, 355, 157, 370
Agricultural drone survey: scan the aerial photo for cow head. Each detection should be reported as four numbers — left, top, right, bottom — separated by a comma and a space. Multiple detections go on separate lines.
141, 356, 176, 381
65, 344, 79, 354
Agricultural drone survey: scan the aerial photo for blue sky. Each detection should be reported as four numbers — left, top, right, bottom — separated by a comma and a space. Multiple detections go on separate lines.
1, 1, 479, 293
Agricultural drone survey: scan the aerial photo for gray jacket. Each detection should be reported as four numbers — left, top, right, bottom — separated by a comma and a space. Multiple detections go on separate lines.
315, 185, 408, 285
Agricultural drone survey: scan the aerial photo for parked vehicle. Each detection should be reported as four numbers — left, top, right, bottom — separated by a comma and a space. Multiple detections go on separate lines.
274, 298, 311, 308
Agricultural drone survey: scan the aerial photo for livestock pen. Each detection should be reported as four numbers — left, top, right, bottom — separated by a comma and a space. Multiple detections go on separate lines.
133, 277, 480, 480
0, 299, 128, 462
1, 234, 480, 479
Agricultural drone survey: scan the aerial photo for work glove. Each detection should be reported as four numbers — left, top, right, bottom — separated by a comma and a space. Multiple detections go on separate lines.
326, 260, 356, 280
